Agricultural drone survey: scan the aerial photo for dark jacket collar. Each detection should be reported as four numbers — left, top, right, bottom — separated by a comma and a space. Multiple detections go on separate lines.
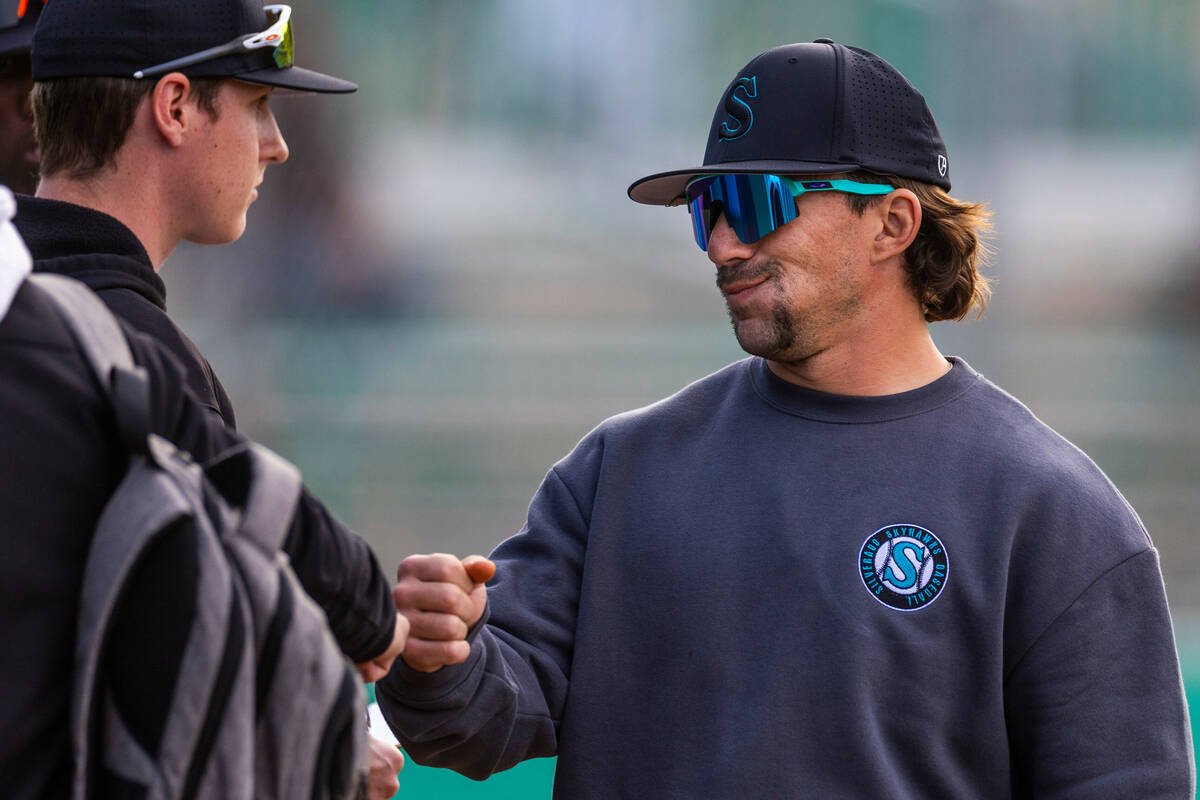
14, 195, 167, 311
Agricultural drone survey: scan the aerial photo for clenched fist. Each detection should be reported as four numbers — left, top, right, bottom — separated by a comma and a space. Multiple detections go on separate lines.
392, 554, 495, 673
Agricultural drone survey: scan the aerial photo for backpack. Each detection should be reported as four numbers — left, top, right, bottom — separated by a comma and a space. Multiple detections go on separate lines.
28, 273, 368, 800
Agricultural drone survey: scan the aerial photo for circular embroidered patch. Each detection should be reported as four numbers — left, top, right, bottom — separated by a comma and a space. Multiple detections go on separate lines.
859, 524, 949, 612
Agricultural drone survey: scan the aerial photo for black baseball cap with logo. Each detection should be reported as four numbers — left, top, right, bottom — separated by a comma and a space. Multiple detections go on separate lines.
628, 39, 949, 206
31, 0, 355, 93
0, 0, 42, 58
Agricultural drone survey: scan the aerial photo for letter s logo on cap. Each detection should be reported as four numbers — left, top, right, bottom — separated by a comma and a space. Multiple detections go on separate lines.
718, 76, 757, 142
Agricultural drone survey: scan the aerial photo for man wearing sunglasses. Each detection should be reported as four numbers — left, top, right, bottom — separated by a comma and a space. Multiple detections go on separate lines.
378, 41, 1194, 798
11, 0, 405, 796
0, 0, 40, 194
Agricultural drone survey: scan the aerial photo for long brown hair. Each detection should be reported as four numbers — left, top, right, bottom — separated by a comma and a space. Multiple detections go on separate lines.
845, 170, 993, 322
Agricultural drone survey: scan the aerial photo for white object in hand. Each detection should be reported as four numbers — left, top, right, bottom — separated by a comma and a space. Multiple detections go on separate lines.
367, 702, 400, 748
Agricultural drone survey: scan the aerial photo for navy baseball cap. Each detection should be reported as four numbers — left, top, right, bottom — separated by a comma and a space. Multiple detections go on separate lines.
0, 0, 41, 58
628, 39, 950, 206
31, 0, 355, 93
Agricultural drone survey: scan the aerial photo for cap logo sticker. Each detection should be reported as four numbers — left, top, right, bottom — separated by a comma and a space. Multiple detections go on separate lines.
718, 76, 757, 142
859, 524, 948, 611
937, 154, 948, 178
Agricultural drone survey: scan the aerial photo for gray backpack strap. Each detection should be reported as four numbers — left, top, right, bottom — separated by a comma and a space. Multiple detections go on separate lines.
28, 273, 132, 371
28, 273, 151, 453
205, 442, 303, 553
30, 272, 250, 800
242, 443, 303, 552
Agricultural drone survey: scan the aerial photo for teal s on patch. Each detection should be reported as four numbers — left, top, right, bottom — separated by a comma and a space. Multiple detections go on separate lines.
859, 524, 949, 611
718, 76, 757, 142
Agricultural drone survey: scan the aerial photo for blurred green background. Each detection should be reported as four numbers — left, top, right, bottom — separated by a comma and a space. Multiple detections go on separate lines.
165, 0, 1199, 794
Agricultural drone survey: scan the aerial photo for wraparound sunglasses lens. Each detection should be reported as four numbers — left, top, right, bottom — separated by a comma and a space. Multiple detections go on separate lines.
686, 174, 895, 251
267, 7, 294, 68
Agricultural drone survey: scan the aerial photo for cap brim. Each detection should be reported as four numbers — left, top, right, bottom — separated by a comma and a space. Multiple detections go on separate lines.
628, 159, 863, 206
234, 64, 356, 94
0, 24, 34, 58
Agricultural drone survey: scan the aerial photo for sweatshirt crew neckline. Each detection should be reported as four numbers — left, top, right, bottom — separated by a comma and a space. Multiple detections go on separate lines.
747, 355, 982, 424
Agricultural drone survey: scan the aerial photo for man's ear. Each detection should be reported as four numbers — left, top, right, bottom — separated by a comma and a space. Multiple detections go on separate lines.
149, 73, 193, 148
870, 188, 921, 264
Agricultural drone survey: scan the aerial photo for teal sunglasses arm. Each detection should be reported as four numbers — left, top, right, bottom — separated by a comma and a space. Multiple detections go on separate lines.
779, 177, 895, 197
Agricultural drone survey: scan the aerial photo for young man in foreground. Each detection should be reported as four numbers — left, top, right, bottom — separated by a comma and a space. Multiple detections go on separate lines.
15, 0, 405, 795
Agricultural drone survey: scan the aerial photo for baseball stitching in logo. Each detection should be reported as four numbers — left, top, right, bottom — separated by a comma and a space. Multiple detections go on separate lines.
859, 524, 949, 611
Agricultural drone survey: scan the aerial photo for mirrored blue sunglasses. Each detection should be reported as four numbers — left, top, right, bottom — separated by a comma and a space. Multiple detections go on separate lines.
686, 174, 895, 251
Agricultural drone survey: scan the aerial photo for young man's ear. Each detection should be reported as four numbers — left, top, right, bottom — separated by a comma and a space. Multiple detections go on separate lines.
149, 73, 193, 148
870, 188, 921, 264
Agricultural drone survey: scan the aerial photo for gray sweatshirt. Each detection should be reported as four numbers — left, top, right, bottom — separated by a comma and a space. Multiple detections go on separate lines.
379, 357, 1194, 799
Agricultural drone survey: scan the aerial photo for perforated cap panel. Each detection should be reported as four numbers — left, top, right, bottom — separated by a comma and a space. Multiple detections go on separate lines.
838, 46, 947, 186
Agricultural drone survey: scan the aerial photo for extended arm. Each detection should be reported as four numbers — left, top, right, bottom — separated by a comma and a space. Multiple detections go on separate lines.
376, 463, 592, 779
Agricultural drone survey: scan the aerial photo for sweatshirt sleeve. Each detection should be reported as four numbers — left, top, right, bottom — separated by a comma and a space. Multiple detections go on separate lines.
126, 325, 396, 663
376, 456, 594, 779
1004, 547, 1195, 799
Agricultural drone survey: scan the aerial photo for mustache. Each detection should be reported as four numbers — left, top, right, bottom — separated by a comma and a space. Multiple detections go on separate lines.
715, 259, 781, 292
